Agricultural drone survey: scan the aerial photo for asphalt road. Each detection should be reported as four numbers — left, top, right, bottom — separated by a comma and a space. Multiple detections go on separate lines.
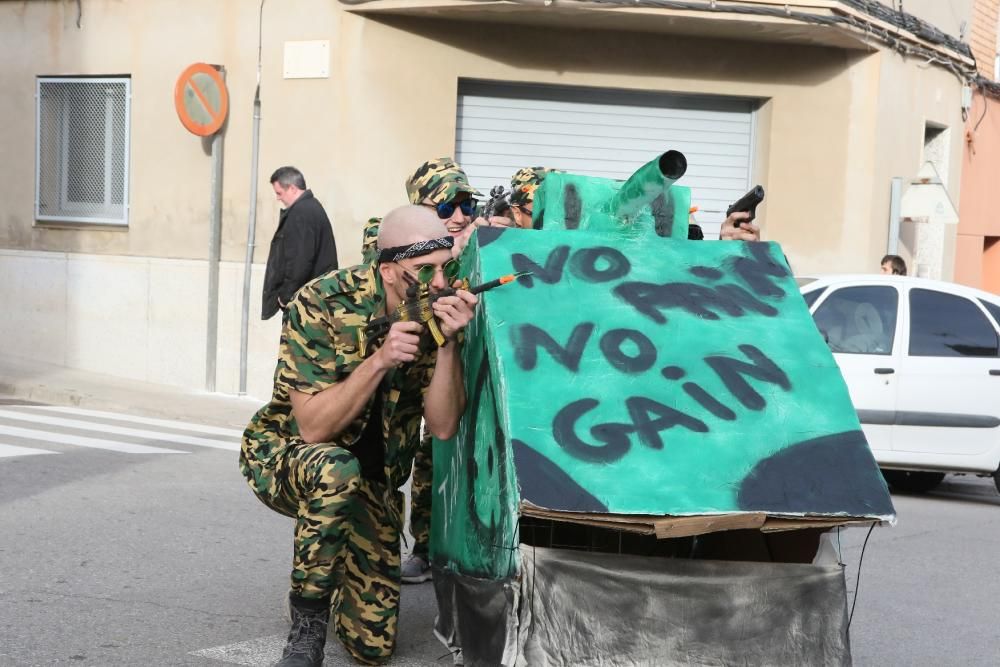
843, 473, 1000, 667
2, 400, 999, 666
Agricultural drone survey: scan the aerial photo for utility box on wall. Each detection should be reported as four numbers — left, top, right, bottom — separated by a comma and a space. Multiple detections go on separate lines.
899, 163, 960, 280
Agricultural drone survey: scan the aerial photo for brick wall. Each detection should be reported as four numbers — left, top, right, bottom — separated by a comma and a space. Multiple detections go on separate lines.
971, 0, 1000, 78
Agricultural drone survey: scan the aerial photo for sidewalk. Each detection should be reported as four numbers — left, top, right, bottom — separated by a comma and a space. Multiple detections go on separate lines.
0, 354, 263, 430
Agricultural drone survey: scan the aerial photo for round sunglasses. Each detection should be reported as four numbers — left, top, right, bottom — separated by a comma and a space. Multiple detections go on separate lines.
427, 198, 477, 219
408, 258, 461, 285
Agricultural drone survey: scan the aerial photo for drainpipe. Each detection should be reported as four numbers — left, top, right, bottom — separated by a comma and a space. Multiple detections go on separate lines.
887, 177, 902, 255
239, 0, 266, 395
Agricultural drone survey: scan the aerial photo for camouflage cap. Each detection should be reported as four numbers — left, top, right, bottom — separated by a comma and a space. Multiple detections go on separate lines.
405, 157, 482, 205
509, 166, 555, 206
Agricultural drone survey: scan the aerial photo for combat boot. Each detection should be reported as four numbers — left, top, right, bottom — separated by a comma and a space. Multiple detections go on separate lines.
275, 593, 330, 667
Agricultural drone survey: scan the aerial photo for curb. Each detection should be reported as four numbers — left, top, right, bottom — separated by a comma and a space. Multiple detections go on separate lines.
1, 380, 102, 409
0, 360, 261, 430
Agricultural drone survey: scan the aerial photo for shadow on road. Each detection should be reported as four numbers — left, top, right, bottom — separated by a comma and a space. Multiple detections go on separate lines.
892, 476, 1000, 508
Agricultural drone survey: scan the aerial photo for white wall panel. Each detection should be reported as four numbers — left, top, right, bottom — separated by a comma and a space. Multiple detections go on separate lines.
0, 250, 279, 399
0, 250, 68, 364
216, 261, 283, 401
147, 258, 208, 389
65, 254, 150, 381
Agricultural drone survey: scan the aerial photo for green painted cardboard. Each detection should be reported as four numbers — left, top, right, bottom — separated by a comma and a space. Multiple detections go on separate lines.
533, 169, 691, 239
430, 157, 894, 579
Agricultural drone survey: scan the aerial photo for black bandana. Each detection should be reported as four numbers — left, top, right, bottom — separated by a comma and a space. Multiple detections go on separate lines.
377, 236, 455, 264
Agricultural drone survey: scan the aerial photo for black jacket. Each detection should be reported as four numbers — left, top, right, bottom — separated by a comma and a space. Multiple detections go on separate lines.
261, 190, 338, 320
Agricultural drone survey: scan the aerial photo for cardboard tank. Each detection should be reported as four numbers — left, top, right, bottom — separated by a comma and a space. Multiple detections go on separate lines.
429, 152, 895, 667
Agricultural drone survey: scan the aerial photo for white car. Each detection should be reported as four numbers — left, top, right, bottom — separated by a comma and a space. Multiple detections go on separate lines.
799, 275, 1000, 494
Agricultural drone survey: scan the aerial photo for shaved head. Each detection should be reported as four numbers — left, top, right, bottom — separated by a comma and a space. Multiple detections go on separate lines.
377, 205, 448, 251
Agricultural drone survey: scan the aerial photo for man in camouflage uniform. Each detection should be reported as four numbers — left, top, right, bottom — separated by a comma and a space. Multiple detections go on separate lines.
406, 157, 483, 257
392, 158, 482, 585
508, 166, 555, 230
364, 158, 536, 584
360, 216, 382, 266
240, 204, 477, 666
360, 157, 482, 263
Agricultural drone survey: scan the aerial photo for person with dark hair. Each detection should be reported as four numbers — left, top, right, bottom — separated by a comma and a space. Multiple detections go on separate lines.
687, 205, 705, 240
880, 254, 907, 276
507, 166, 556, 229
261, 166, 338, 320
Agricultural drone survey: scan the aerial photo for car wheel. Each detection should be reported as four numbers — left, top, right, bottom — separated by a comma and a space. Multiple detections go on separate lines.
994, 470, 1000, 496
882, 469, 945, 494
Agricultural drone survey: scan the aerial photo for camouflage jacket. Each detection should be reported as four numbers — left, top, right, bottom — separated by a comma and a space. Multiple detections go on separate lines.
241, 262, 436, 490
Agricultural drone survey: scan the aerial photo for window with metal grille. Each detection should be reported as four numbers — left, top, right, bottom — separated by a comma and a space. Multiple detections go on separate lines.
36, 77, 130, 225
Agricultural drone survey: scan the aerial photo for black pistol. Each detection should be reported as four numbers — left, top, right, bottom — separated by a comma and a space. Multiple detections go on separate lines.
726, 185, 765, 228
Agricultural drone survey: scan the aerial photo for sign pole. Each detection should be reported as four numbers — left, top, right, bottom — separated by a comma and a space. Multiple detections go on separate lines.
206, 66, 226, 392
173, 61, 230, 392
239, 84, 262, 396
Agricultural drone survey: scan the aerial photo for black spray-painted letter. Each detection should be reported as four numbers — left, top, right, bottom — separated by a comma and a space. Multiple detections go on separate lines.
511, 323, 595, 373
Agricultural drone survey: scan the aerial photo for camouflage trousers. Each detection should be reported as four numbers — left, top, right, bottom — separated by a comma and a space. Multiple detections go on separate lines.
409, 431, 433, 558
244, 441, 402, 665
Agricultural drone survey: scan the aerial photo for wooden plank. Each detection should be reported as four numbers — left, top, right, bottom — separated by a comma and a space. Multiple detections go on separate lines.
653, 513, 767, 539
521, 502, 883, 539
521, 505, 657, 528
761, 517, 877, 533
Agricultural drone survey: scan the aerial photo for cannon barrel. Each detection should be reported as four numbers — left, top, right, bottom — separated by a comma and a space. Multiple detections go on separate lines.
610, 150, 687, 220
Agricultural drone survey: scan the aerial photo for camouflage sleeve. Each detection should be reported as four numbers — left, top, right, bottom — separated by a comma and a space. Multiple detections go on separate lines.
275, 288, 350, 396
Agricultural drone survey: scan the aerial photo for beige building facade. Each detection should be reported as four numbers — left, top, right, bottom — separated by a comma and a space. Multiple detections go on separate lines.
0, 0, 981, 396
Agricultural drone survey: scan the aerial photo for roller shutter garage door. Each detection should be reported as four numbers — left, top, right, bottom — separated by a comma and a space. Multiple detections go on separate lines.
456, 81, 757, 239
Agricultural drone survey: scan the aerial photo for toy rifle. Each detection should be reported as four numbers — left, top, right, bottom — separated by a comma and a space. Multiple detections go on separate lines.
356, 272, 528, 356
482, 184, 512, 221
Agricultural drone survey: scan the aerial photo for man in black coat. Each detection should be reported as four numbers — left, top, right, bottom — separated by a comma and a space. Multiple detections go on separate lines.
262, 166, 339, 320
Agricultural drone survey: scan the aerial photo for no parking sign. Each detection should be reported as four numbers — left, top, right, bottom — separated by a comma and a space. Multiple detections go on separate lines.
174, 63, 228, 136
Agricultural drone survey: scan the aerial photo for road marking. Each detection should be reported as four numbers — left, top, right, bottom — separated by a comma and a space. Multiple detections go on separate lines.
0, 409, 239, 451
8, 404, 245, 438
0, 425, 188, 455
190, 635, 284, 666
190, 635, 440, 666
0, 443, 56, 458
